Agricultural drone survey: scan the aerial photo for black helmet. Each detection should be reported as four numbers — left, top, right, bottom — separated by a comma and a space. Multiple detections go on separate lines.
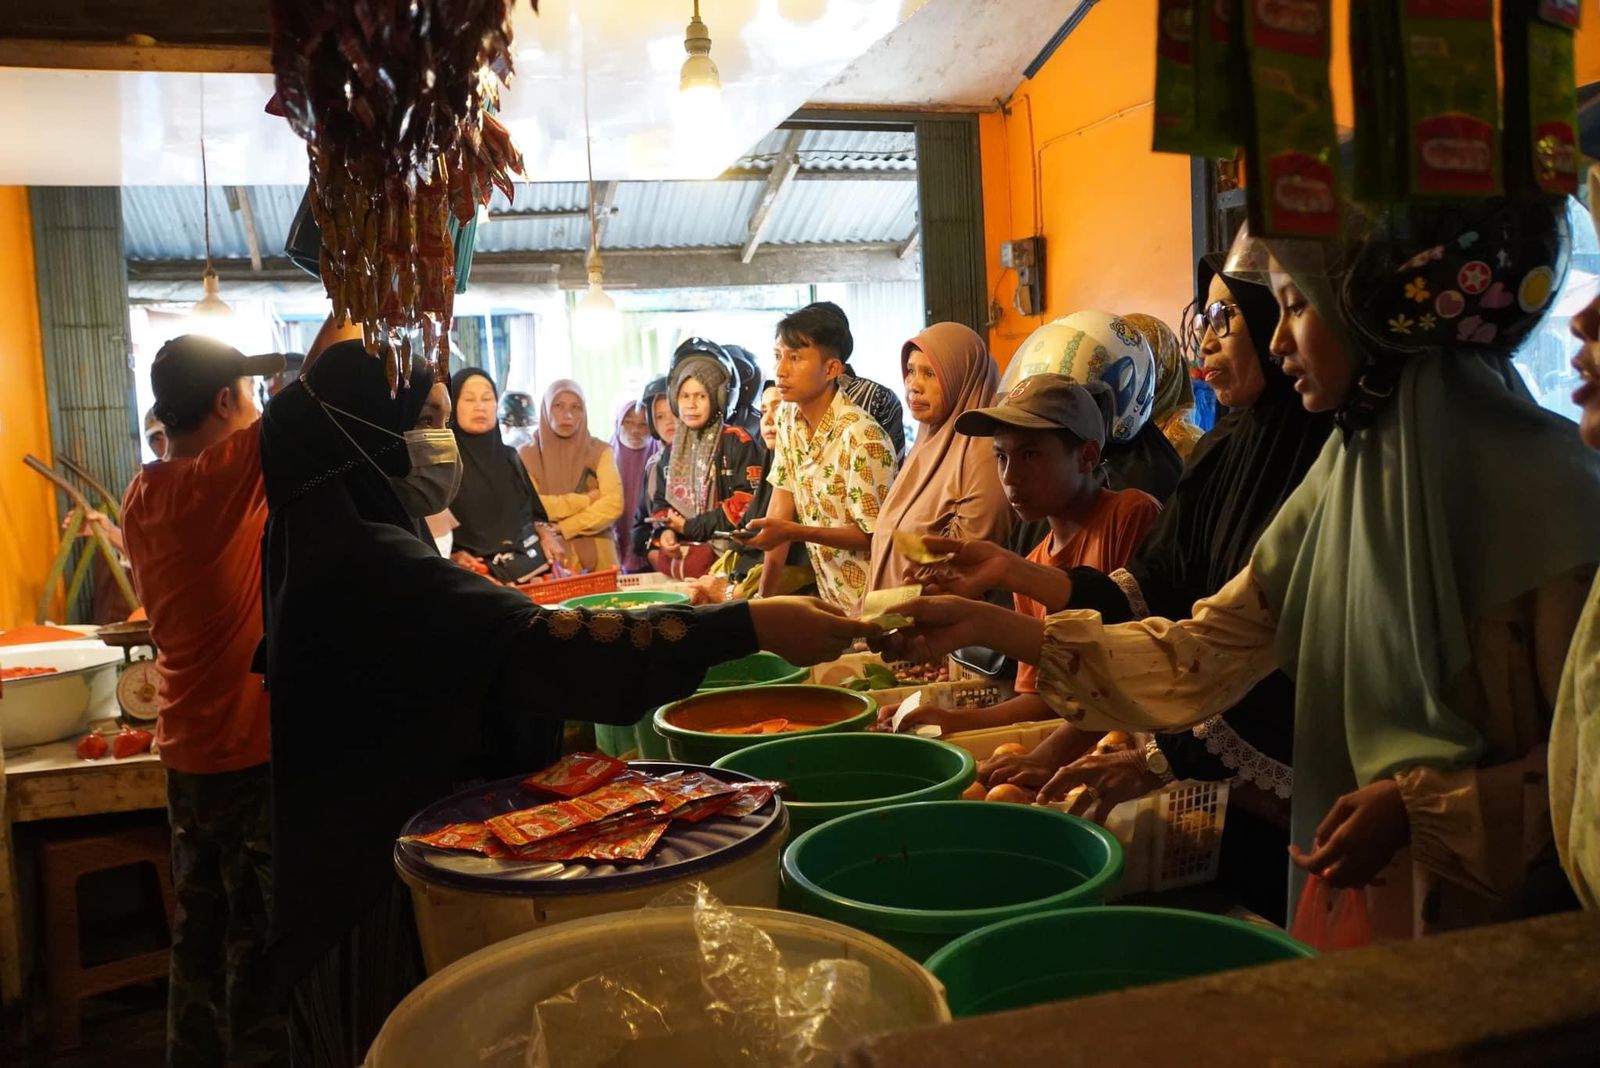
723, 344, 761, 422
640, 376, 670, 440
670, 337, 740, 421
1340, 195, 1570, 361
499, 390, 535, 428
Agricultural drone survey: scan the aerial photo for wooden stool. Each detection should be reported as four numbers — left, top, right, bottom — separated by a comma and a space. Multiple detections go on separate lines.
39, 823, 175, 1053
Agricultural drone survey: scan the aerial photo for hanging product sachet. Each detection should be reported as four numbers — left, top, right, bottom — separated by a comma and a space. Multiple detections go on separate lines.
1242, 0, 1340, 236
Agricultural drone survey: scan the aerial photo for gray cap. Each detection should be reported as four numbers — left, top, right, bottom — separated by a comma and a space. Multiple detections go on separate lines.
954, 373, 1115, 448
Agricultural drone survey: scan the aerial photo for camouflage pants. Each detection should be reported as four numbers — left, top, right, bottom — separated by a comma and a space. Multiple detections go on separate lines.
166, 764, 289, 1067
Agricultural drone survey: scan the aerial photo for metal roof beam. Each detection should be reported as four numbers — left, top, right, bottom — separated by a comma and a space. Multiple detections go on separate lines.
716, 167, 916, 182
127, 242, 919, 295
740, 129, 804, 264
897, 228, 921, 261
224, 186, 263, 272
590, 180, 619, 247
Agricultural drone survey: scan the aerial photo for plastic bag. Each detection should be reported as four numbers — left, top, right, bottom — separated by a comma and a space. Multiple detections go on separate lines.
1290, 874, 1373, 952
525, 883, 872, 1068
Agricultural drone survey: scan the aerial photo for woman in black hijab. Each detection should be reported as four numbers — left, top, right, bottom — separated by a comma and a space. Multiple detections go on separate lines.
258, 341, 868, 1063
1048, 259, 1333, 922
446, 367, 551, 582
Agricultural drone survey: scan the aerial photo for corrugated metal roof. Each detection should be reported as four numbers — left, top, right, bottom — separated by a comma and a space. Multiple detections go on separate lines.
122, 130, 920, 260
122, 185, 305, 262
734, 128, 916, 172
761, 178, 916, 246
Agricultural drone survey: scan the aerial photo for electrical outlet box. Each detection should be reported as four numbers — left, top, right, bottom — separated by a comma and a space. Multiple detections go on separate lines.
1001, 236, 1045, 317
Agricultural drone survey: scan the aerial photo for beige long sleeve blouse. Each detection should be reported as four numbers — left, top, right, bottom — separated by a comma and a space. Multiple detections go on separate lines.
1034, 562, 1592, 937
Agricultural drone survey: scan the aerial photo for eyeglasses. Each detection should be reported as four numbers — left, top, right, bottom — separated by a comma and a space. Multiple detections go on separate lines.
1199, 299, 1240, 339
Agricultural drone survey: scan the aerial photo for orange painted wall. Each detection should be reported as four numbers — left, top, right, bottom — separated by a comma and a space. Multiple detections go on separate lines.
980, 0, 1193, 369
0, 188, 58, 629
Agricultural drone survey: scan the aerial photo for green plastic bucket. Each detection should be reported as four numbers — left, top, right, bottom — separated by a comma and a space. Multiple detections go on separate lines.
712, 734, 976, 837
561, 590, 690, 610
699, 651, 809, 690
926, 906, 1315, 1017
607, 656, 808, 760
781, 800, 1122, 962
653, 685, 876, 766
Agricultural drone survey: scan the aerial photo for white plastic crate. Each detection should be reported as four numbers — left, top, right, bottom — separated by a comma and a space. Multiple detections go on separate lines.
944, 722, 1229, 896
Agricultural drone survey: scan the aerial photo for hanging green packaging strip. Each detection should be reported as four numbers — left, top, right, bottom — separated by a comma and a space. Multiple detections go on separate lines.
1153, 0, 1203, 155
1192, 0, 1248, 159
1503, 2, 1582, 198
1243, 0, 1340, 237
1396, 0, 1500, 199
1351, 0, 1407, 203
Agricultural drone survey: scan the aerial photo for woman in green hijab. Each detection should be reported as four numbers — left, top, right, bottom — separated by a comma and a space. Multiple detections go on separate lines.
884, 192, 1600, 936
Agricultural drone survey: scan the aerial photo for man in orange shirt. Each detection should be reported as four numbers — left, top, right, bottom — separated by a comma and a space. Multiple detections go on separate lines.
889, 374, 1160, 736
121, 335, 287, 1066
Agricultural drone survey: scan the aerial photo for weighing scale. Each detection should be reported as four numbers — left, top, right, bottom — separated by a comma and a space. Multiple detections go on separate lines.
96, 621, 159, 725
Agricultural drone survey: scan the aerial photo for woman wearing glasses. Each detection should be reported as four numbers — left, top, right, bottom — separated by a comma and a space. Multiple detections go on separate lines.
898, 255, 1332, 922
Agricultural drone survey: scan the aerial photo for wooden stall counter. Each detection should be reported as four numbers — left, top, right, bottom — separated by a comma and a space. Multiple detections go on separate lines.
0, 737, 165, 1005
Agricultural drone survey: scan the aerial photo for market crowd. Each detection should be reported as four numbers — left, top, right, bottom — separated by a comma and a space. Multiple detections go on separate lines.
113, 180, 1600, 1066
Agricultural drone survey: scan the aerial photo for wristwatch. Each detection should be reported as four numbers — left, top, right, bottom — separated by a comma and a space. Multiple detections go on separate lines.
1142, 739, 1174, 784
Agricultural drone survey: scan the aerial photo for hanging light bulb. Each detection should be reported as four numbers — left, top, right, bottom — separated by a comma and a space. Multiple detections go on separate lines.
573, 257, 622, 348
573, 30, 622, 350
679, 0, 721, 98
192, 266, 231, 318
676, 0, 725, 136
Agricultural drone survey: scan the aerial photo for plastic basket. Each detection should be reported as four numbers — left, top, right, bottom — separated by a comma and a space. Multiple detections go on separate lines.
517, 568, 620, 605
943, 723, 1229, 897
617, 571, 677, 590
868, 678, 1009, 712
809, 651, 954, 690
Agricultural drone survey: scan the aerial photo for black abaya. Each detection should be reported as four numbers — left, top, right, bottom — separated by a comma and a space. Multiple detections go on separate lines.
1065, 263, 1334, 924
258, 343, 758, 1060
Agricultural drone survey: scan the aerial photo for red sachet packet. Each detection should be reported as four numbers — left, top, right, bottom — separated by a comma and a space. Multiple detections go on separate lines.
520, 752, 628, 798
579, 820, 669, 862
671, 794, 741, 822
509, 811, 661, 861
489, 778, 661, 848
403, 821, 511, 858
648, 771, 741, 818
721, 781, 785, 819
487, 797, 606, 847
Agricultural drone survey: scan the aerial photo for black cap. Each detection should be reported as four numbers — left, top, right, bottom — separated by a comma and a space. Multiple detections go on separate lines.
150, 335, 286, 432
955, 374, 1114, 448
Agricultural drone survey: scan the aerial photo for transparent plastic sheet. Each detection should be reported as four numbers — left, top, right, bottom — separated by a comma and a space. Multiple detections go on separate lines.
524, 883, 872, 1068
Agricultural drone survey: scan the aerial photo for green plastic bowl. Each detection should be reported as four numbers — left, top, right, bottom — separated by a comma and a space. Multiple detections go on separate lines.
653, 684, 876, 766
560, 590, 691, 610
699, 651, 809, 690
926, 906, 1315, 1017
781, 800, 1123, 962
712, 733, 976, 837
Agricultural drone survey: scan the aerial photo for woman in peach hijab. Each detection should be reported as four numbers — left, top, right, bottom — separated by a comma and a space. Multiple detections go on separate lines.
868, 322, 1011, 590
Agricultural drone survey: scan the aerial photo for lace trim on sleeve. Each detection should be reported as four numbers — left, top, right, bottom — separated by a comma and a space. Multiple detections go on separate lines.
1193, 715, 1293, 798
1109, 568, 1150, 618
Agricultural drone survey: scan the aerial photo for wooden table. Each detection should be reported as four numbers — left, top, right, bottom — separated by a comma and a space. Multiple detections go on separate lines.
0, 735, 164, 1006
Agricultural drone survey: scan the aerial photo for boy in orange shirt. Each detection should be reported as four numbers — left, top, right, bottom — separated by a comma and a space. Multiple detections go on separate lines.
121, 335, 287, 1066
890, 374, 1160, 735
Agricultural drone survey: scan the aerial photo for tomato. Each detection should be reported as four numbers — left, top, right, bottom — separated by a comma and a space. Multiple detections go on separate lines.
112, 726, 154, 759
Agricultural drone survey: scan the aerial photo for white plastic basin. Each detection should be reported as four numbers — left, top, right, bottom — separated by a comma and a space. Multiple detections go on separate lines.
0, 641, 124, 750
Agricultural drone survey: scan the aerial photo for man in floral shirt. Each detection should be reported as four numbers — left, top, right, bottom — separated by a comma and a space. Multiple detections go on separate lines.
749, 304, 898, 613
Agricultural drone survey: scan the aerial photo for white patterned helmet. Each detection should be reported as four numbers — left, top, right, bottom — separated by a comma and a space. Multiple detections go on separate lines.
999, 310, 1156, 443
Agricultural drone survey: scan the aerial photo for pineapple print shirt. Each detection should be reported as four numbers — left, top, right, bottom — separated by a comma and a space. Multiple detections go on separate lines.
769, 386, 898, 614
